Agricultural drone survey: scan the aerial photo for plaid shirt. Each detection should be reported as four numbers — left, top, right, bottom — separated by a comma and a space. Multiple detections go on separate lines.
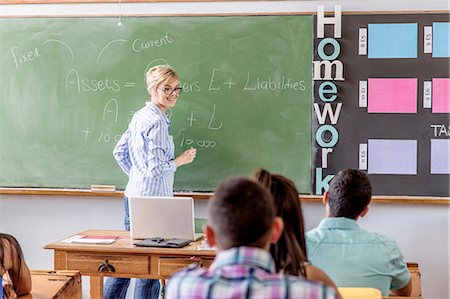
166, 247, 339, 299
113, 101, 176, 197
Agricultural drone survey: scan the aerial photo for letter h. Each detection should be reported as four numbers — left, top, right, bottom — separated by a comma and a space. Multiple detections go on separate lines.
317, 5, 342, 38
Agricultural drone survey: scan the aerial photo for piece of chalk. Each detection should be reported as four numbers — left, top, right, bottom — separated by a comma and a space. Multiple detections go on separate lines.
91, 185, 116, 192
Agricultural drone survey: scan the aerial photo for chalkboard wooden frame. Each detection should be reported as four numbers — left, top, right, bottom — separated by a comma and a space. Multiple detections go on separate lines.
1, 13, 314, 192
1, 0, 253, 4
1, 11, 449, 201
0, 188, 448, 204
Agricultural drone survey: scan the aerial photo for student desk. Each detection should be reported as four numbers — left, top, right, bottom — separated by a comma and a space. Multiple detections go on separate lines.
18, 270, 81, 299
45, 230, 215, 298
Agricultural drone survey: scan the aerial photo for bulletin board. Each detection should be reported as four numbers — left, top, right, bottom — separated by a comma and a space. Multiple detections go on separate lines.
312, 13, 450, 197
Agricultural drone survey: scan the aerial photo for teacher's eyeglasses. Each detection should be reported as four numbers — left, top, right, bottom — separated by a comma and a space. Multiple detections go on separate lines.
159, 87, 182, 96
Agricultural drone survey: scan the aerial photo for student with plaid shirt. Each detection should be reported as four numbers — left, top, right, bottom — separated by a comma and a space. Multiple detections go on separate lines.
166, 176, 340, 299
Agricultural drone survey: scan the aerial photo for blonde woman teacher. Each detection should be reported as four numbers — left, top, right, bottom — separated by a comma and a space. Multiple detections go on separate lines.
108, 65, 196, 299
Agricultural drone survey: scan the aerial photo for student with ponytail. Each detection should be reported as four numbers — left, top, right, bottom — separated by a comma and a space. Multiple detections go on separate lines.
251, 169, 338, 292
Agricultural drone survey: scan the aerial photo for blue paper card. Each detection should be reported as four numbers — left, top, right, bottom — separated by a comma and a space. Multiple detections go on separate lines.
368, 23, 418, 59
432, 22, 450, 58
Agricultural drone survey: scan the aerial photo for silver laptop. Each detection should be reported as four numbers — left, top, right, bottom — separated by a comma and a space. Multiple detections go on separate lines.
129, 196, 203, 241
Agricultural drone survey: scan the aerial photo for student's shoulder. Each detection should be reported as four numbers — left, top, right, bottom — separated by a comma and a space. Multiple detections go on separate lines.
305, 227, 325, 243
286, 274, 339, 298
365, 230, 399, 247
169, 263, 209, 281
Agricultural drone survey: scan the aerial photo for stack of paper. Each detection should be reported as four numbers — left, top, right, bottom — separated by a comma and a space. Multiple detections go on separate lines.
61, 235, 119, 244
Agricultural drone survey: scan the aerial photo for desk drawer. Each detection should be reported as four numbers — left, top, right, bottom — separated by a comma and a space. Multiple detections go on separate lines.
66, 253, 149, 275
159, 257, 214, 277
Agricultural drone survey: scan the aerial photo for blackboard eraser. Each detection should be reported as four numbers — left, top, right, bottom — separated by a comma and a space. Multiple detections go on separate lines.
91, 185, 116, 192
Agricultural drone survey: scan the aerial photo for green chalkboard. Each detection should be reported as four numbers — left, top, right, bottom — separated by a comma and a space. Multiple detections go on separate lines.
0, 16, 312, 192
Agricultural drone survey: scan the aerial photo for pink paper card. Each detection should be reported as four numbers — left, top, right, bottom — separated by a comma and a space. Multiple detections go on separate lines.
368, 78, 417, 113
432, 78, 450, 113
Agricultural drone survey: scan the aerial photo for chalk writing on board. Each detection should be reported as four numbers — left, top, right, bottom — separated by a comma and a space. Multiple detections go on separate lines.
179, 136, 216, 149
183, 104, 223, 130
132, 33, 174, 53
65, 69, 121, 92
123, 82, 136, 88
145, 58, 169, 73
208, 104, 223, 130
181, 81, 201, 93
43, 39, 74, 62
243, 72, 306, 91
82, 129, 91, 139
208, 68, 306, 92
97, 132, 122, 144
103, 98, 119, 123
10, 46, 41, 69
97, 39, 127, 63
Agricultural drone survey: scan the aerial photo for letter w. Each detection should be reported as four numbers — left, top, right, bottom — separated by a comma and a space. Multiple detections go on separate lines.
314, 103, 342, 125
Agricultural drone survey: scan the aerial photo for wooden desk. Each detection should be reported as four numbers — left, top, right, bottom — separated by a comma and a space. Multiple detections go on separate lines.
407, 262, 422, 297
18, 270, 81, 299
45, 230, 215, 299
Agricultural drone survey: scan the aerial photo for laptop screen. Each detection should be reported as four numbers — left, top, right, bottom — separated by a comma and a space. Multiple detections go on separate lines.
129, 196, 197, 240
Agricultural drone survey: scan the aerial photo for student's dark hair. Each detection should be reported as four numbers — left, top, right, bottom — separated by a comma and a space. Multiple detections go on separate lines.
252, 168, 307, 277
0, 234, 26, 291
208, 176, 275, 249
327, 169, 372, 219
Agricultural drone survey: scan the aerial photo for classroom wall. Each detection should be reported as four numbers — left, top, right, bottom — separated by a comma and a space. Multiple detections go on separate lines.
1, 0, 449, 298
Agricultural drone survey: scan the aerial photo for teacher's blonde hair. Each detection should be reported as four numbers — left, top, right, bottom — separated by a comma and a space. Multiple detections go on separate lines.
145, 65, 179, 96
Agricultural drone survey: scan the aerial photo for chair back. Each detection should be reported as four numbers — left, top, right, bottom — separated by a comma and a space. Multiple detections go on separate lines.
338, 287, 382, 299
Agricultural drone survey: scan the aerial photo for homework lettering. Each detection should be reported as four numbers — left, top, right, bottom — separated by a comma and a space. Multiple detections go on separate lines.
313, 5, 343, 194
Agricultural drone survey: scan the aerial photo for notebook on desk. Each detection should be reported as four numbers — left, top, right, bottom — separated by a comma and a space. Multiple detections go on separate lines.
129, 196, 204, 241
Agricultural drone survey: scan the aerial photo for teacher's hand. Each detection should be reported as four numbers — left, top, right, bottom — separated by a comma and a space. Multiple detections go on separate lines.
175, 147, 197, 167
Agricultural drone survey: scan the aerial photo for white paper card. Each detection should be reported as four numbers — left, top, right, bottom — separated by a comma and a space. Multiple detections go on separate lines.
359, 28, 367, 55
359, 143, 368, 170
423, 81, 432, 108
359, 80, 368, 107
424, 26, 432, 54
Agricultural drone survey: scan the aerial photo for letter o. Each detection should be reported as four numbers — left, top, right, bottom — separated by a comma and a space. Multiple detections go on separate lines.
315, 125, 338, 147
317, 38, 340, 61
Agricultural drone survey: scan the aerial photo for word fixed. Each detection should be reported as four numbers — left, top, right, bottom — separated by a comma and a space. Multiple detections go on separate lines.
10, 46, 41, 69
132, 33, 174, 52
431, 124, 450, 137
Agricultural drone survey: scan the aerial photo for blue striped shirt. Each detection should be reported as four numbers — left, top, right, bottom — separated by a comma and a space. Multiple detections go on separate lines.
166, 247, 339, 299
113, 101, 176, 197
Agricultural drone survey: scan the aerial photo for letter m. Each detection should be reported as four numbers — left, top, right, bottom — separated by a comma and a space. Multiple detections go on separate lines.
313, 60, 344, 81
